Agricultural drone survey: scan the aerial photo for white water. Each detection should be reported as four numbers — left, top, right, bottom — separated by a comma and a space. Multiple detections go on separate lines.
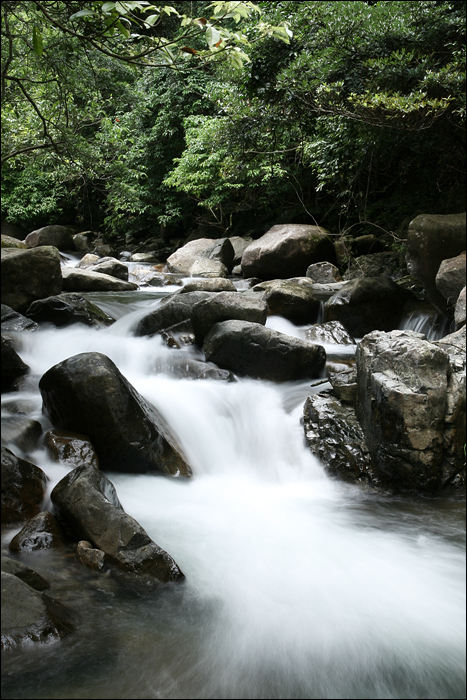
2, 292, 465, 699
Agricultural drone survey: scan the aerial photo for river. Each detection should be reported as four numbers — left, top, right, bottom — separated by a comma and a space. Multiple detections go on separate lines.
1, 281, 465, 699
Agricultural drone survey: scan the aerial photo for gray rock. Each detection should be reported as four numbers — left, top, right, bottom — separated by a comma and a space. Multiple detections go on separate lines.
134, 291, 213, 337
25, 225, 75, 251
304, 321, 355, 346
91, 258, 129, 281
51, 465, 184, 582
454, 286, 466, 330
61, 267, 138, 292
77, 253, 100, 268
228, 236, 253, 266
191, 291, 268, 344
1, 556, 50, 591
251, 279, 320, 324
406, 212, 466, 312
1, 304, 38, 332
241, 224, 336, 279
1, 336, 29, 392
39, 352, 191, 477
72, 232, 93, 251
166, 238, 233, 275
1, 220, 27, 241
328, 367, 358, 404
306, 261, 342, 283
181, 278, 236, 293
343, 252, 405, 281
129, 252, 160, 263
203, 320, 326, 381
129, 269, 183, 287
44, 429, 99, 469
189, 258, 229, 278
1, 446, 47, 525
25, 292, 115, 328
9, 511, 68, 553
1, 235, 26, 249
1, 416, 42, 453
76, 541, 105, 571
1, 246, 62, 313
435, 251, 466, 307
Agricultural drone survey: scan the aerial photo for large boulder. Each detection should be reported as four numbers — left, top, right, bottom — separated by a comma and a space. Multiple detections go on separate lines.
166, 238, 234, 275
1, 246, 62, 313
25, 293, 115, 328
191, 292, 268, 344
1, 235, 26, 249
454, 287, 466, 330
356, 329, 465, 492
251, 279, 321, 324
39, 352, 191, 477
1, 304, 38, 332
435, 251, 466, 307
324, 276, 416, 337
203, 320, 326, 381
61, 267, 137, 292
25, 225, 75, 251
51, 465, 185, 582
1, 446, 47, 525
189, 258, 228, 278
90, 257, 129, 281
343, 252, 405, 280
306, 261, 342, 284
406, 212, 466, 312
1, 336, 29, 392
134, 291, 213, 337
241, 224, 336, 279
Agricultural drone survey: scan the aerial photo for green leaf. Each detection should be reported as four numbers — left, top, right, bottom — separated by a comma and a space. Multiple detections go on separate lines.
33, 26, 43, 57
102, 2, 117, 13
206, 26, 221, 49
69, 9, 96, 20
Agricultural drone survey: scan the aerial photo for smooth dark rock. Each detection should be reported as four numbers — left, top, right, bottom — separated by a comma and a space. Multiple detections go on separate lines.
9, 511, 69, 553
191, 291, 268, 344
306, 261, 342, 283
251, 279, 320, 325
1, 246, 62, 313
1, 556, 50, 591
26, 293, 115, 328
44, 429, 99, 469
39, 352, 191, 477
1, 304, 38, 332
1, 447, 47, 525
91, 257, 129, 281
134, 291, 213, 337
51, 465, 185, 582
61, 267, 138, 292
1, 336, 29, 393
1, 416, 42, 453
203, 320, 326, 381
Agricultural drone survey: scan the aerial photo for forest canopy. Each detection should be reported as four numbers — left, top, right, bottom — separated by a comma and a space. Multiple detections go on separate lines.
1, 0, 465, 243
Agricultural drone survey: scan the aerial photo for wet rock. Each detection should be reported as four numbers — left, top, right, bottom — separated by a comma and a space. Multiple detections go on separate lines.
1, 446, 47, 525
153, 353, 235, 381
1, 572, 74, 650
1, 556, 50, 591
9, 511, 69, 553
1, 304, 38, 332
406, 212, 466, 312
61, 267, 138, 292
1, 416, 42, 453
304, 321, 355, 346
435, 251, 466, 307
303, 392, 373, 483
25, 292, 115, 328
203, 320, 326, 381
191, 291, 268, 344
129, 268, 182, 287
44, 429, 99, 469
1, 336, 29, 393
76, 541, 105, 571
454, 287, 466, 330
328, 367, 358, 404
39, 352, 191, 477
181, 278, 236, 293
51, 465, 185, 582
324, 276, 415, 337
241, 224, 336, 279
306, 261, 342, 283
91, 257, 129, 281
129, 252, 161, 263
25, 225, 75, 251
251, 279, 320, 325
343, 252, 405, 280
134, 291, 213, 337
1, 246, 62, 313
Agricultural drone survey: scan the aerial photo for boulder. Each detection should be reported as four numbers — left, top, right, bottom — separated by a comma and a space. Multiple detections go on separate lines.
39, 352, 191, 477
166, 238, 234, 275
1, 246, 62, 313
61, 267, 138, 292
1, 556, 50, 591
304, 321, 355, 346
189, 258, 228, 278
76, 541, 105, 571
203, 320, 326, 381
77, 253, 100, 268
134, 291, 213, 337
51, 465, 185, 582
435, 251, 466, 307
1, 571, 74, 650
356, 329, 465, 492
324, 276, 416, 337
25, 293, 115, 328
343, 252, 405, 280
406, 212, 466, 312
129, 252, 160, 263
72, 232, 93, 251
181, 278, 236, 293
25, 225, 75, 251
91, 257, 129, 281
251, 279, 320, 325
1, 304, 38, 332
454, 287, 466, 330
1, 416, 42, 453
191, 292, 268, 344
1, 235, 26, 249
306, 261, 342, 284
9, 511, 69, 553
44, 429, 100, 469
1, 336, 29, 392
129, 269, 183, 287
229, 236, 253, 266
153, 354, 235, 381
241, 224, 336, 279
1, 446, 47, 525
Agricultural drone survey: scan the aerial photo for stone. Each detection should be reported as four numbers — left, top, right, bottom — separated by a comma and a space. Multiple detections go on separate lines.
61, 267, 138, 292
191, 291, 268, 344
203, 320, 326, 381
241, 224, 336, 279
324, 276, 416, 337
1, 416, 42, 453
1, 556, 50, 591
51, 465, 184, 582
304, 321, 355, 346
181, 278, 236, 293
435, 251, 466, 307
134, 291, 213, 337
25, 293, 115, 328
251, 279, 320, 325
343, 252, 405, 281
1, 446, 47, 525
328, 367, 358, 404
72, 232, 93, 251
1, 235, 26, 249
1, 246, 62, 313
1, 336, 29, 392
25, 225, 75, 251
39, 352, 191, 477
454, 287, 466, 330
228, 236, 253, 266
189, 258, 228, 278
76, 541, 105, 571
91, 258, 129, 281
166, 237, 234, 275
129, 252, 161, 263
129, 269, 183, 287
9, 511, 69, 553
1, 304, 38, 332
406, 212, 466, 312
44, 429, 99, 469
306, 261, 342, 283
153, 354, 235, 381
77, 253, 100, 268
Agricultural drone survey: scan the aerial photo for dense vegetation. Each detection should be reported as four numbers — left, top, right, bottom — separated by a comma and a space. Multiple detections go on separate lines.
1, 1, 465, 249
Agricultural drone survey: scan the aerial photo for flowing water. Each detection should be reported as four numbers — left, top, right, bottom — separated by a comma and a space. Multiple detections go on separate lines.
1, 286, 465, 700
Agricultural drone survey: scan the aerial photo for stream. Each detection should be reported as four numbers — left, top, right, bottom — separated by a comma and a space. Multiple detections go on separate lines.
1, 275, 466, 700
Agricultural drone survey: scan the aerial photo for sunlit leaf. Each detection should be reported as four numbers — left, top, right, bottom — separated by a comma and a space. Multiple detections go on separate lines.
32, 26, 43, 56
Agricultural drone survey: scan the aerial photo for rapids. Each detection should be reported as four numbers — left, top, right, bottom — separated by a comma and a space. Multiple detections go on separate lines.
1, 286, 465, 700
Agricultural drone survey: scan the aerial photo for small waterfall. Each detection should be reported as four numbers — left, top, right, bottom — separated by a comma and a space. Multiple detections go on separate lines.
399, 302, 453, 341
